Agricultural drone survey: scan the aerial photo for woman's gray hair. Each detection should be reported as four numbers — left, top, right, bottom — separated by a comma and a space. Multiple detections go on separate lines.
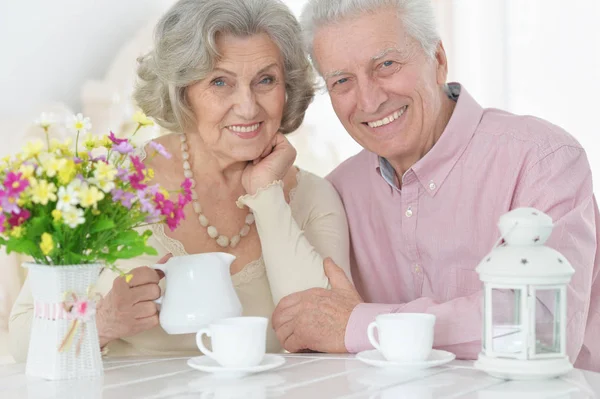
134, 0, 315, 134
301, 0, 441, 72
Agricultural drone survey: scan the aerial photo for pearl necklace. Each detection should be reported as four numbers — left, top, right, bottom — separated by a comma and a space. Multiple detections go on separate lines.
179, 133, 254, 248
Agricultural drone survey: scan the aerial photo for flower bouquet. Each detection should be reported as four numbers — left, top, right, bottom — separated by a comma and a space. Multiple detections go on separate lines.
1, 111, 191, 379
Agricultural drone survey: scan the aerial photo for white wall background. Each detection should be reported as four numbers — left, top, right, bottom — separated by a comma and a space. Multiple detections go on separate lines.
0, 0, 174, 156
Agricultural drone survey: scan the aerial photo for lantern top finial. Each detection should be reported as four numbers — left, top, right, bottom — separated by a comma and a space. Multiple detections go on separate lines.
477, 208, 574, 284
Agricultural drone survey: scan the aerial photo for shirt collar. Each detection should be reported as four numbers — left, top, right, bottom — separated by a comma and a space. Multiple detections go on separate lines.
376, 83, 484, 196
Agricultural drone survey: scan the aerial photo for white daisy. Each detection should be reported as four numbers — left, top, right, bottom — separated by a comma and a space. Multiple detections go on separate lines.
62, 207, 86, 228
67, 113, 92, 135
56, 185, 79, 211
34, 112, 56, 129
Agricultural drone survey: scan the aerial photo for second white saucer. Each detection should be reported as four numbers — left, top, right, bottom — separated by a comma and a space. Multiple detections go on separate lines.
187, 354, 286, 378
356, 349, 455, 370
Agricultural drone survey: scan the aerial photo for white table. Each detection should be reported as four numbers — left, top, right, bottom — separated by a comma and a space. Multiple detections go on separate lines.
1, 354, 599, 398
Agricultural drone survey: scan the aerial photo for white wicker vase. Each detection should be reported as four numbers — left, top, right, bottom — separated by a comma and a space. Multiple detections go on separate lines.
24, 263, 103, 380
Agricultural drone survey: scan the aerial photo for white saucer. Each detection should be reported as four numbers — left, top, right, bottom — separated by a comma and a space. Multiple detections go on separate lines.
356, 349, 455, 370
187, 354, 285, 378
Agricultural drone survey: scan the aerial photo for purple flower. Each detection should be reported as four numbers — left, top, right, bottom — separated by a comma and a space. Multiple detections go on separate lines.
119, 192, 136, 209
145, 209, 161, 223
129, 172, 146, 190
108, 131, 128, 145
90, 154, 107, 163
138, 196, 157, 214
8, 209, 30, 227
145, 184, 160, 196
149, 142, 171, 159
112, 141, 134, 155
116, 167, 129, 181
73, 157, 83, 164
0, 191, 20, 214
112, 189, 124, 201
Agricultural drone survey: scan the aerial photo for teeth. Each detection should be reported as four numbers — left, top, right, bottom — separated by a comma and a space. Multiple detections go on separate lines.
229, 123, 260, 133
367, 106, 406, 128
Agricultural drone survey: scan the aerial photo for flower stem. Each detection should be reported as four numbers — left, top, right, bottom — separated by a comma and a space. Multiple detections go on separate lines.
131, 124, 142, 137
44, 128, 50, 151
75, 130, 80, 158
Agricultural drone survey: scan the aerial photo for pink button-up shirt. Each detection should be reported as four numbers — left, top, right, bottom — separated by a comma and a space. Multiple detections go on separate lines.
327, 84, 600, 371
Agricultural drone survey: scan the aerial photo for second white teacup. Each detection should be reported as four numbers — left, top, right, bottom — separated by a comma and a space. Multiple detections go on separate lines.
367, 313, 436, 362
196, 317, 268, 368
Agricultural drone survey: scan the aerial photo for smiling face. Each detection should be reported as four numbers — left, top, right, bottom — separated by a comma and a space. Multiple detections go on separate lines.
312, 7, 449, 165
185, 32, 286, 162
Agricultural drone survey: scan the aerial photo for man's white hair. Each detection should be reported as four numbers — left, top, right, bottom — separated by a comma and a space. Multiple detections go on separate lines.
300, 0, 441, 72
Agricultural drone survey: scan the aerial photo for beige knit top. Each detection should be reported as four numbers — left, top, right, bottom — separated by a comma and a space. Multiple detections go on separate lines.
8, 165, 350, 361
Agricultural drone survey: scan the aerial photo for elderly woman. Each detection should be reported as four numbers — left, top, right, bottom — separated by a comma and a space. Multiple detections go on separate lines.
8, 0, 350, 359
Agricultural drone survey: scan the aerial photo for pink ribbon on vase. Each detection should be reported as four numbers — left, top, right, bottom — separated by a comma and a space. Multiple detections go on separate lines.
33, 286, 102, 356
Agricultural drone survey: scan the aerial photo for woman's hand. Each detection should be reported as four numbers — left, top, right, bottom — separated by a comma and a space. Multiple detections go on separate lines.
96, 254, 171, 347
242, 133, 296, 196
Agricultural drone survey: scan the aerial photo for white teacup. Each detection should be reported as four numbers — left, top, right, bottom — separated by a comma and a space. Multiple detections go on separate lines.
196, 317, 268, 368
367, 313, 436, 362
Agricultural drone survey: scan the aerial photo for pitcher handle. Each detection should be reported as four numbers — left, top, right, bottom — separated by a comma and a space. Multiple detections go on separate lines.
196, 329, 216, 360
367, 322, 381, 351
150, 264, 167, 305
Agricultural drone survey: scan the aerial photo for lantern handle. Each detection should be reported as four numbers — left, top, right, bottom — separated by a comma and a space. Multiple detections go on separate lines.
490, 221, 519, 250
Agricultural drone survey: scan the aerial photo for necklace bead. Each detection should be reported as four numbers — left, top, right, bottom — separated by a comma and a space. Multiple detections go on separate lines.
180, 133, 254, 248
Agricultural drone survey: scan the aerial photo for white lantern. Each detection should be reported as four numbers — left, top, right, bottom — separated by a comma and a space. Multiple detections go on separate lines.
474, 207, 575, 380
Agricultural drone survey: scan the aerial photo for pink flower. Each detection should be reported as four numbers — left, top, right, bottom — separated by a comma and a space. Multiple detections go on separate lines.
149, 142, 171, 159
165, 205, 185, 231
4, 172, 29, 196
181, 178, 193, 202
8, 209, 31, 227
129, 172, 147, 190
0, 214, 5, 233
108, 131, 128, 145
130, 156, 145, 174
70, 299, 96, 321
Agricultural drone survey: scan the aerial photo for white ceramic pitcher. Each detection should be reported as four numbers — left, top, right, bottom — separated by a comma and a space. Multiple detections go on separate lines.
152, 253, 242, 334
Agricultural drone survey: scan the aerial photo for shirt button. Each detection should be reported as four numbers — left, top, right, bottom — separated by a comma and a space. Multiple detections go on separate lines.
405, 207, 413, 217
414, 264, 421, 273
429, 181, 436, 190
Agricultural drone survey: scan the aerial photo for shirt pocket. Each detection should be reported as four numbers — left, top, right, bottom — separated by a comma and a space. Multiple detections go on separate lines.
446, 267, 483, 300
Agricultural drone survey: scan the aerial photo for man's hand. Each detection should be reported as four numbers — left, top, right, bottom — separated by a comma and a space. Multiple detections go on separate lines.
272, 258, 363, 353
96, 254, 172, 347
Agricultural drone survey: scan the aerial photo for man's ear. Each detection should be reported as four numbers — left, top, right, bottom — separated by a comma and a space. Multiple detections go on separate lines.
435, 41, 449, 85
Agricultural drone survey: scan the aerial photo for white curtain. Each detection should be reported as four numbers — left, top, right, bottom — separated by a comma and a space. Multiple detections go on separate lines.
437, 0, 600, 191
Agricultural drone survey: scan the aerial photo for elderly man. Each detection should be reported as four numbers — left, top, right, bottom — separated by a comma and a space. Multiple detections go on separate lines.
272, 0, 600, 371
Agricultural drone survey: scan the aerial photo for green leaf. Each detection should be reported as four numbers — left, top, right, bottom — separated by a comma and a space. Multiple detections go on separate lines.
112, 231, 140, 246
27, 216, 50, 239
90, 217, 115, 233
144, 246, 158, 256
6, 238, 39, 257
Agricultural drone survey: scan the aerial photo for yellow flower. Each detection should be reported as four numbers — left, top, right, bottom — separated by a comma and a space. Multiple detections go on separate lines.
30, 179, 57, 205
145, 168, 155, 181
10, 226, 24, 238
83, 133, 98, 150
41, 156, 64, 178
51, 209, 62, 222
133, 111, 154, 127
94, 162, 117, 182
23, 140, 44, 158
19, 164, 35, 179
40, 233, 54, 255
159, 188, 170, 200
79, 185, 105, 208
99, 135, 112, 148
57, 160, 77, 185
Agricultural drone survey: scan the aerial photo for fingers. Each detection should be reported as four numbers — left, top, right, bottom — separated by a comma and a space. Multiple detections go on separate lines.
324, 257, 354, 290
132, 301, 159, 319
130, 283, 161, 303
127, 266, 162, 287
272, 300, 303, 331
283, 333, 306, 353
134, 315, 160, 334
274, 317, 296, 350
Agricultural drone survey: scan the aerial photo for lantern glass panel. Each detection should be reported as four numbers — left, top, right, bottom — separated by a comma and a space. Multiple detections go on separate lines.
534, 288, 562, 355
492, 288, 524, 354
